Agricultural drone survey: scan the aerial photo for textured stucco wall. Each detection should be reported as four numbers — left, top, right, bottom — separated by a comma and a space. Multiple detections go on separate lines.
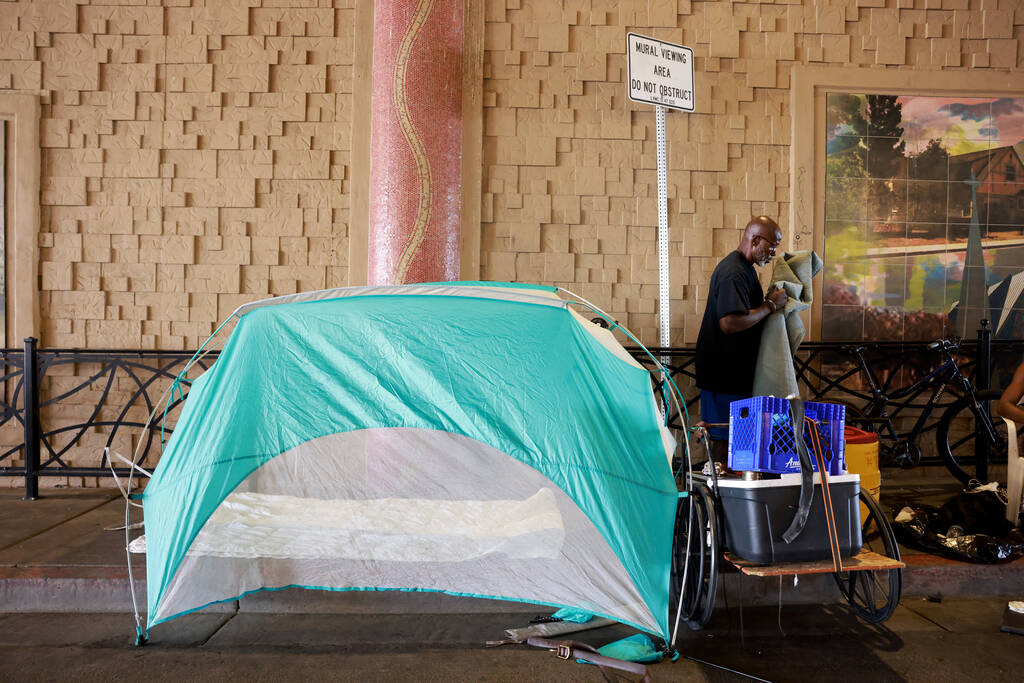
478, 0, 1024, 345
0, 1, 358, 484
0, 1, 355, 351
2, 1, 1021, 349
0, 0, 1022, 483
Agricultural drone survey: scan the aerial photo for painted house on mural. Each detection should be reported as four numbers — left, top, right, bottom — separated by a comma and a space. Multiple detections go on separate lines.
948, 145, 1024, 231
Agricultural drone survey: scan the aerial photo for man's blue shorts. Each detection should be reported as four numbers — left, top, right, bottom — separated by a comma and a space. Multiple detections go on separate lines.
700, 390, 746, 442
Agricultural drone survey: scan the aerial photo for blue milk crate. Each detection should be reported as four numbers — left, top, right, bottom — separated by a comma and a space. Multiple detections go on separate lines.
727, 397, 846, 475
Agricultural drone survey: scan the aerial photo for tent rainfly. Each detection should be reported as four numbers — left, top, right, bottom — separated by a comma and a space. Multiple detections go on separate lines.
140, 282, 679, 639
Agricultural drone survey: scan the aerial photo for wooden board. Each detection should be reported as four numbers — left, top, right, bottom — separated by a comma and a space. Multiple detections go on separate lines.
724, 549, 905, 577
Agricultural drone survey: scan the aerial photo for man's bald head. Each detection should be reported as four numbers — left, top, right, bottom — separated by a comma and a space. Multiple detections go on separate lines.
739, 216, 782, 266
744, 216, 780, 241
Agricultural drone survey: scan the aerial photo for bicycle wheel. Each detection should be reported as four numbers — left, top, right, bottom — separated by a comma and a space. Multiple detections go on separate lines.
834, 399, 866, 424
670, 483, 719, 630
670, 492, 699, 620
833, 489, 902, 623
935, 389, 1008, 485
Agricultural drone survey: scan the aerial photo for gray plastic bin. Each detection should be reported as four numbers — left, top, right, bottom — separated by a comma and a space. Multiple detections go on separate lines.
716, 473, 863, 564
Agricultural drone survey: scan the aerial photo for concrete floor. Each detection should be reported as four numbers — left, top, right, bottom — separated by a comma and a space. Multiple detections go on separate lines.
1, 484, 1021, 681
0, 598, 1020, 682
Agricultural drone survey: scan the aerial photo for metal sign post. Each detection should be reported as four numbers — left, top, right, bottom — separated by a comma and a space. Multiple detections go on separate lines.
626, 33, 694, 350
655, 105, 669, 349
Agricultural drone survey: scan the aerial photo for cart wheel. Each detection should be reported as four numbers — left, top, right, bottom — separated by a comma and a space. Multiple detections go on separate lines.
833, 489, 902, 623
670, 483, 719, 630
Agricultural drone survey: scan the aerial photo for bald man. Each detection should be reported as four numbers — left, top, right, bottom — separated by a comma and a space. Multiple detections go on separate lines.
696, 217, 789, 454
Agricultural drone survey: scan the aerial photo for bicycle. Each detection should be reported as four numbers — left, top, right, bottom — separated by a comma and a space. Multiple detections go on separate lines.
841, 338, 1008, 485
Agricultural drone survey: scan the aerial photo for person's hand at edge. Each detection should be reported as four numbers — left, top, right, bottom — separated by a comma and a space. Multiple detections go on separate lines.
766, 285, 788, 313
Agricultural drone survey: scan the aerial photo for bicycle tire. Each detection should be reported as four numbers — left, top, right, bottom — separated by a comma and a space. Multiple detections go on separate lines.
935, 389, 1007, 485
670, 483, 719, 630
687, 484, 719, 629
681, 492, 706, 624
833, 489, 902, 623
669, 492, 697, 613
833, 399, 864, 420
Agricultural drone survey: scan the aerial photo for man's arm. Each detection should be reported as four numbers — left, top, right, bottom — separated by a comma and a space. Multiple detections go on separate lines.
719, 302, 772, 334
998, 362, 1024, 424
719, 287, 788, 334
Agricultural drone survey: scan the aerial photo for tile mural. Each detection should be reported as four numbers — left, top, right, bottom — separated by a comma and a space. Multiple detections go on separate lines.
823, 94, 1024, 342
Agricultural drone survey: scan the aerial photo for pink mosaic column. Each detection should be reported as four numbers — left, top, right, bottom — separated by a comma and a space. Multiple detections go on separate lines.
367, 0, 464, 285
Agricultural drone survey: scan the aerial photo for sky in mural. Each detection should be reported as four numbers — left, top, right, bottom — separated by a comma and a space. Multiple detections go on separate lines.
900, 97, 1024, 154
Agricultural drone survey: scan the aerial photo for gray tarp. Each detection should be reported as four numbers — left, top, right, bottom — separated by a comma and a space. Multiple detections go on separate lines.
753, 250, 823, 398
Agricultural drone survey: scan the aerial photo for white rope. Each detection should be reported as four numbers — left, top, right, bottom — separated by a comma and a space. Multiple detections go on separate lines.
108, 448, 152, 478
105, 448, 142, 509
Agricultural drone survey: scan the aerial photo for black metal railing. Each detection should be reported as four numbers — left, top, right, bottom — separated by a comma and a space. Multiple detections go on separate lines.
0, 339, 218, 499
2, 332, 1021, 497
630, 329, 1023, 472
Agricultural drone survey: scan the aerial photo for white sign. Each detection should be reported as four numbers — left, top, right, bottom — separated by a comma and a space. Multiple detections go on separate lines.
626, 32, 694, 112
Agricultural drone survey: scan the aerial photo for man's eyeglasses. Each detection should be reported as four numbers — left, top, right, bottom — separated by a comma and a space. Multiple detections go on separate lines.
756, 235, 781, 250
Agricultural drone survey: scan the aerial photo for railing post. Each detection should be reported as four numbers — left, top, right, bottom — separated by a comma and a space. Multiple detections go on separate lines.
975, 320, 991, 483
22, 337, 40, 500
976, 319, 991, 392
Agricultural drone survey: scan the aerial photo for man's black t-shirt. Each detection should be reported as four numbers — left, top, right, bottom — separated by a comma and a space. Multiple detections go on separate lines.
695, 250, 765, 396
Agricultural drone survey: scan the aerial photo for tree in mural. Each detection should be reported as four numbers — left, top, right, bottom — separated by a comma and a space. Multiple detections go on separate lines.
866, 95, 906, 224
908, 139, 950, 227
824, 94, 870, 311
911, 139, 949, 180
826, 144, 868, 216
827, 142, 867, 172
827, 93, 868, 149
866, 95, 906, 174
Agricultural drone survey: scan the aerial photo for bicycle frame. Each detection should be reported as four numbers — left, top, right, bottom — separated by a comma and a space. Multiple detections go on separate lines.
851, 348, 963, 448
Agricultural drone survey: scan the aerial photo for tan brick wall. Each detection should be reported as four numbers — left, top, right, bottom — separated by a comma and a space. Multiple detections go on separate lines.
1, 0, 355, 351
0, 1, 356, 486
2, 1, 1023, 486
4, 0, 1020, 349
479, 0, 1024, 346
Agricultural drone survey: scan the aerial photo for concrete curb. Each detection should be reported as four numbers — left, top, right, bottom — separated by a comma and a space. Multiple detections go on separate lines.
3, 559, 1020, 614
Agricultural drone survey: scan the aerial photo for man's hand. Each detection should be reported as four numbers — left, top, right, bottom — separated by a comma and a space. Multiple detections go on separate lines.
719, 285, 789, 333
767, 285, 788, 312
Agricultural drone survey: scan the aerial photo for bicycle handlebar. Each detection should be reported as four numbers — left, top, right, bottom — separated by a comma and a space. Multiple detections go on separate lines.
926, 338, 961, 352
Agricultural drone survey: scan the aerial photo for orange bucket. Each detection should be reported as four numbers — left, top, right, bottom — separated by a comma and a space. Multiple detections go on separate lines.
845, 426, 880, 520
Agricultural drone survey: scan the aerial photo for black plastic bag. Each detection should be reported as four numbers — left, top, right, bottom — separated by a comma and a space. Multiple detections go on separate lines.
892, 486, 1024, 564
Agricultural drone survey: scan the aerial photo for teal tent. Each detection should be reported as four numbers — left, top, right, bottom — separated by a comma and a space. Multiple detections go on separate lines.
141, 282, 678, 637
